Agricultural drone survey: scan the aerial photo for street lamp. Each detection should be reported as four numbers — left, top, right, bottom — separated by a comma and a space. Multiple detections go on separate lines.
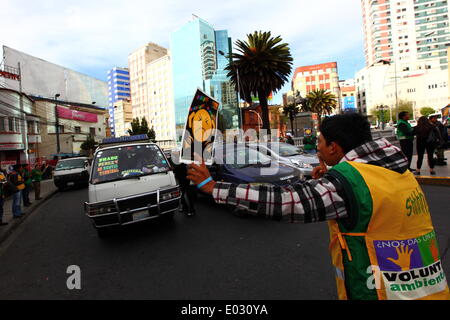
55, 93, 61, 154
218, 50, 243, 131
249, 110, 262, 131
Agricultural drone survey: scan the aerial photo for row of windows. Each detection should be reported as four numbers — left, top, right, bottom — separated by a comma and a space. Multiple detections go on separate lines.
0, 117, 21, 133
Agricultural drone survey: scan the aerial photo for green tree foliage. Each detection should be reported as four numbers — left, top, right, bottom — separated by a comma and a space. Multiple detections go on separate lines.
304, 89, 337, 125
371, 105, 390, 125
127, 117, 156, 141
282, 91, 303, 137
395, 100, 414, 119
225, 31, 293, 136
420, 107, 436, 118
80, 136, 97, 156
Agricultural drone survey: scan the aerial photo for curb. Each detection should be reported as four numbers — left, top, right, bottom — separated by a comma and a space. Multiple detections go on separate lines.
416, 176, 450, 186
0, 189, 59, 245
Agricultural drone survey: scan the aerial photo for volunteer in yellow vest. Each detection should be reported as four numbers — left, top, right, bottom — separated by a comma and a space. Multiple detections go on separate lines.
187, 113, 450, 300
6, 165, 25, 218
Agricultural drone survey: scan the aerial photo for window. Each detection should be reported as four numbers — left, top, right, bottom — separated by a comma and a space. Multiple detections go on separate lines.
8, 118, 14, 132
57, 125, 64, 134
75, 126, 81, 134
0, 117, 5, 131
90, 127, 96, 136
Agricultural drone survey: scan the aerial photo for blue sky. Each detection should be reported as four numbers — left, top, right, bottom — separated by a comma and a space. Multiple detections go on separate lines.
1, 0, 366, 104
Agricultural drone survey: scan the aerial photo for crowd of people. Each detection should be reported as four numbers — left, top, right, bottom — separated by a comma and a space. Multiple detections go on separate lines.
396, 111, 448, 175
0, 162, 53, 226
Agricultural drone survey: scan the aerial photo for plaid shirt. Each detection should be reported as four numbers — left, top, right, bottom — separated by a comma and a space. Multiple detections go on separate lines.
212, 138, 408, 223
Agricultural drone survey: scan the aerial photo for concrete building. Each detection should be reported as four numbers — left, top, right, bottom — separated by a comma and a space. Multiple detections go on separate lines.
145, 54, 176, 148
292, 62, 340, 99
128, 43, 176, 148
107, 67, 130, 136
361, 0, 450, 70
356, 60, 448, 119
1, 46, 108, 106
31, 96, 108, 159
0, 88, 40, 167
128, 43, 167, 120
113, 99, 133, 138
339, 79, 358, 112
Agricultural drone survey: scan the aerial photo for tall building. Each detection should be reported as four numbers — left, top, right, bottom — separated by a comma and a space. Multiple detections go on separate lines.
361, 0, 450, 70
128, 43, 176, 147
113, 99, 133, 138
107, 67, 130, 136
170, 16, 238, 140
292, 62, 340, 99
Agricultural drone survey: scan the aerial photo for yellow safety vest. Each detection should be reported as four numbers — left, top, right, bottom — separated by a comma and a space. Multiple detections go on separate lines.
327, 161, 450, 300
16, 173, 25, 191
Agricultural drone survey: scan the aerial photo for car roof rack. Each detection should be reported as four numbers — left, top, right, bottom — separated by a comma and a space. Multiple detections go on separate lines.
98, 134, 152, 148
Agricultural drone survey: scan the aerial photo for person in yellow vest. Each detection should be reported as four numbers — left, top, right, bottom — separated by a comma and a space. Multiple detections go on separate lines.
0, 169, 7, 226
187, 113, 450, 300
6, 165, 25, 218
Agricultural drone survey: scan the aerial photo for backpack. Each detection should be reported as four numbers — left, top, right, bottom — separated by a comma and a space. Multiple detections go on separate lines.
426, 127, 439, 146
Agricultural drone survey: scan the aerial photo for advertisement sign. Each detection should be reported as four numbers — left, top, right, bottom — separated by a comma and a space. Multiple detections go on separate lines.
0, 143, 25, 150
343, 96, 356, 110
180, 89, 219, 165
57, 106, 98, 123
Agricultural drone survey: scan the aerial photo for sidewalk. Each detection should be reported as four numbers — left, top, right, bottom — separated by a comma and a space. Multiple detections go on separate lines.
0, 179, 58, 244
413, 150, 450, 186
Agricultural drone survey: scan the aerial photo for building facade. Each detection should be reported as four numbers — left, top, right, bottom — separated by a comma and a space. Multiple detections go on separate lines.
107, 67, 130, 136
339, 79, 358, 112
292, 62, 340, 99
0, 88, 40, 168
113, 99, 133, 138
170, 16, 239, 141
361, 0, 450, 70
1, 46, 108, 106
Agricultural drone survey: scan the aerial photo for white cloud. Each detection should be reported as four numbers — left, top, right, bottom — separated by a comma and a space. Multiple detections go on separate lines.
1, 0, 365, 101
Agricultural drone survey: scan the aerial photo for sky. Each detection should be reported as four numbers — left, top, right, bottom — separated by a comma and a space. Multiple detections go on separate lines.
1, 0, 366, 104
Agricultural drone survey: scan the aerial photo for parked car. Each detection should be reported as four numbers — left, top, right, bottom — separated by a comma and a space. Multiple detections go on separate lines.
209, 143, 303, 187
247, 142, 320, 179
84, 135, 180, 237
53, 157, 91, 190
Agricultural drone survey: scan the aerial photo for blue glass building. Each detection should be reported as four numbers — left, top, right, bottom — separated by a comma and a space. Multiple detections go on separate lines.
107, 67, 131, 136
170, 17, 239, 141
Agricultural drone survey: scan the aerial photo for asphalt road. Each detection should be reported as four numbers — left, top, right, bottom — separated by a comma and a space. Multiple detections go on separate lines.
0, 185, 448, 300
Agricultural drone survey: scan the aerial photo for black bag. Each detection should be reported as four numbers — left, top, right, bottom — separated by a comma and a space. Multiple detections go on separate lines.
426, 128, 439, 146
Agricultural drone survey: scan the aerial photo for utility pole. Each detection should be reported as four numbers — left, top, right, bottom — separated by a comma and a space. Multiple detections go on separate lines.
55, 93, 61, 153
18, 62, 29, 164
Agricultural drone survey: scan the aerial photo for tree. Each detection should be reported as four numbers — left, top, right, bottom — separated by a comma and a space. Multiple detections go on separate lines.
304, 89, 337, 125
420, 107, 435, 118
394, 100, 414, 120
372, 105, 390, 128
127, 117, 156, 141
225, 31, 293, 136
80, 136, 97, 156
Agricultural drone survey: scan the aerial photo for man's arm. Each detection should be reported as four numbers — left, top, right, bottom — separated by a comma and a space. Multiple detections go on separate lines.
212, 174, 348, 223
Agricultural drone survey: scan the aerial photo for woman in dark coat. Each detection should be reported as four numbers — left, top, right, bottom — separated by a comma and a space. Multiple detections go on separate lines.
414, 116, 439, 175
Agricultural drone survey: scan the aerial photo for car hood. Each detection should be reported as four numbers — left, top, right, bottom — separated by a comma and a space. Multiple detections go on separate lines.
285, 154, 319, 165
88, 171, 177, 203
224, 163, 301, 184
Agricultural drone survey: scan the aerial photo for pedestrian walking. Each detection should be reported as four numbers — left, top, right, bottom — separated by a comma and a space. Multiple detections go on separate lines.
32, 163, 43, 200
0, 169, 8, 226
414, 116, 440, 176
20, 164, 32, 206
187, 113, 450, 300
396, 111, 414, 171
6, 165, 24, 219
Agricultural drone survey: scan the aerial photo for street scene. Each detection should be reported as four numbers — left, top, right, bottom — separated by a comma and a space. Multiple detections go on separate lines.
1, 0, 450, 302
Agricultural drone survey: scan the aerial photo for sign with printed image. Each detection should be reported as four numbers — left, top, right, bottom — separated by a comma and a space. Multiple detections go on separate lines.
373, 231, 448, 300
180, 89, 220, 165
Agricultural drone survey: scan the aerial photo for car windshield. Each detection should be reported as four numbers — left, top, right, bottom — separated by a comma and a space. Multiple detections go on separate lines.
90, 144, 170, 185
270, 143, 304, 157
215, 147, 272, 169
55, 159, 87, 171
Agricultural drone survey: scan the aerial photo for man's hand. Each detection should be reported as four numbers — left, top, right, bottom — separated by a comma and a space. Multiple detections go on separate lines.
186, 155, 216, 195
312, 156, 328, 179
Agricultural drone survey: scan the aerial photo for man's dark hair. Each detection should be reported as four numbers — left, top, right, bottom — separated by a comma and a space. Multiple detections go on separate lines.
398, 111, 409, 120
320, 113, 372, 153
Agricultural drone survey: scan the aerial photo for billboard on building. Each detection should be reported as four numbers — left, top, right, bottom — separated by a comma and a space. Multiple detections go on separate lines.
343, 96, 356, 111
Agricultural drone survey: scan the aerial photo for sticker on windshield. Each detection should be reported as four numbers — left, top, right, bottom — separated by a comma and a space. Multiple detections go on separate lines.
97, 155, 119, 176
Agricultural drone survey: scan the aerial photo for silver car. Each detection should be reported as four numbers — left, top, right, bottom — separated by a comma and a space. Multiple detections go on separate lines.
247, 142, 320, 179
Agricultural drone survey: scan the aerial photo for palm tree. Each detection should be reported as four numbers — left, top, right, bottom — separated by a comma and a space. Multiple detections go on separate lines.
305, 89, 337, 125
283, 90, 306, 136
225, 31, 293, 136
